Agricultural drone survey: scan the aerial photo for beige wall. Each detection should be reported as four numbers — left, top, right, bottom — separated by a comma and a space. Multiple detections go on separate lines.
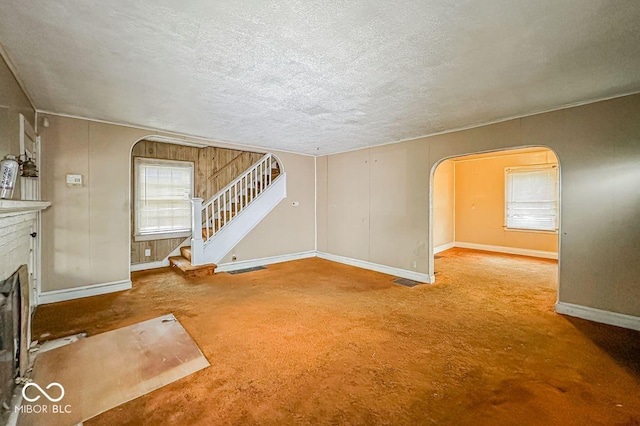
323, 142, 430, 272
433, 160, 455, 248
0, 54, 35, 199
319, 94, 640, 317
218, 150, 316, 264
454, 150, 558, 252
316, 156, 328, 253
40, 115, 315, 292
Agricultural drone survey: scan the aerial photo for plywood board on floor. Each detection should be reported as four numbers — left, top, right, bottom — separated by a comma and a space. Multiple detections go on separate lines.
18, 314, 209, 426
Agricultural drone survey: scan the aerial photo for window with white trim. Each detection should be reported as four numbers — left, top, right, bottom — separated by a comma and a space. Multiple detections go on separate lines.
134, 158, 194, 239
505, 165, 559, 232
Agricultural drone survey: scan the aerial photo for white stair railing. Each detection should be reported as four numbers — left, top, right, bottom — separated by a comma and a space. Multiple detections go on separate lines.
190, 153, 279, 263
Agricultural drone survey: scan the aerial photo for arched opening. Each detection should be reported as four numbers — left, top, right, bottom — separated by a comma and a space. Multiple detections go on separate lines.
127, 135, 281, 272
430, 146, 561, 296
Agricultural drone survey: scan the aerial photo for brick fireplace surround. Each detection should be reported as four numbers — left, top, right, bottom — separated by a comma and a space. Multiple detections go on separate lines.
0, 200, 50, 414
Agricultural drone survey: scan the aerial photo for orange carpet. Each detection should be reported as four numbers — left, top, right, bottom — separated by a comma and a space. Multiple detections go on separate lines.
31, 249, 640, 425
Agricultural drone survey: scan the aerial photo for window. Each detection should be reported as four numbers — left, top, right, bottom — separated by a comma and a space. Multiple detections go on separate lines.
505, 165, 559, 232
134, 158, 194, 240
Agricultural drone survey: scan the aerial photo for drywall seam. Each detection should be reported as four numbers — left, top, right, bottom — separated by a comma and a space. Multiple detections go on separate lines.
314, 156, 317, 252
556, 302, 640, 332
367, 150, 371, 262
215, 251, 316, 272
38, 279, 132, 305
455, 242, 558, 259
87, 121, 92, 274
316, 251, 432, 284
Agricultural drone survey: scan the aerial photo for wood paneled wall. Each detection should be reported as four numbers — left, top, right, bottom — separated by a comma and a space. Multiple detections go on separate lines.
131, 141, 264, 264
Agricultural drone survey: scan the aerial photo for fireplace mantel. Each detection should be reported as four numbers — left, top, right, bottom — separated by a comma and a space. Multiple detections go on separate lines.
0, 200, 51, 215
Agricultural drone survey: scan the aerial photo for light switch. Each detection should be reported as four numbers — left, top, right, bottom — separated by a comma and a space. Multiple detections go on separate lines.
66, 174, 82, 187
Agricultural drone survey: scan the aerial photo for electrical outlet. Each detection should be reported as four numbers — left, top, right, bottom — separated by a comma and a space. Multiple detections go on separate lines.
144, 249, 151, 257
232, 255, 237, 261
411, 260, 417, 269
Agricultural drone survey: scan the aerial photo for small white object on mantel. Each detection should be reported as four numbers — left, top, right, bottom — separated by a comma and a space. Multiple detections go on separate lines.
0, 200, 51, 216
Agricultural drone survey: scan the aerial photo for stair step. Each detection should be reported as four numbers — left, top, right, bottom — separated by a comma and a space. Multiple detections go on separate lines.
169, 256, 216, 278
180, 246, 191, 261
238, 193, 257, 204
201, 219, 227, 239
215, 211, 236, 221
201, 219, 228, 237
225, 203, 247, 214
202, 227, 217, 239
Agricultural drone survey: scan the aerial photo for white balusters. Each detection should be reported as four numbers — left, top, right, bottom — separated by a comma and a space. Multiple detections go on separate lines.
193, 154, 280, 254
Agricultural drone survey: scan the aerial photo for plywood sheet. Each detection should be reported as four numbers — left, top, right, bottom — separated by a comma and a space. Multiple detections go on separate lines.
18, 314, 209, 426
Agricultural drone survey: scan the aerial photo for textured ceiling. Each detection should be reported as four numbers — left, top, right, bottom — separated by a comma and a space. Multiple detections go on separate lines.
1, 1, 639, 155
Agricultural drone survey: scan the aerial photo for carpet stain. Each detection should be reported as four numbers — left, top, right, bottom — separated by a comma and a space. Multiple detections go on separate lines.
32, 249, 640, 425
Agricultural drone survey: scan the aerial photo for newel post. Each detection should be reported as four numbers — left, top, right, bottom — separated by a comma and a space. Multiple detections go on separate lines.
191, 198, 204, 265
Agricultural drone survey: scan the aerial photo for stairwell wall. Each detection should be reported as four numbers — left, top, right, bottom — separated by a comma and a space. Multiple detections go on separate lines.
317, 94, 640, 318
39, 114, 316, 293
129, 141, 264, 264
217, 151, 316, 264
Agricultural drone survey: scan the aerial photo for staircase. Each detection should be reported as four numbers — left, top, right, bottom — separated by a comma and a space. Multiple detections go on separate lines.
169, 153, 286, 276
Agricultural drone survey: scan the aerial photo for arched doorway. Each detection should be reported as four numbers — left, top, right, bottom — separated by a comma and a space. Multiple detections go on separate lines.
430, 146, 561, 292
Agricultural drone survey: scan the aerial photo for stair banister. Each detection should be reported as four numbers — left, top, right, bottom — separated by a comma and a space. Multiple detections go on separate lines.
190, 153, 281, 265
206, 153, 270, 210
190, 198, 204, 265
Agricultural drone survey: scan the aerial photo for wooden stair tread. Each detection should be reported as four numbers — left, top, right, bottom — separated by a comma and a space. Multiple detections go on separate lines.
169, 256, 216, 277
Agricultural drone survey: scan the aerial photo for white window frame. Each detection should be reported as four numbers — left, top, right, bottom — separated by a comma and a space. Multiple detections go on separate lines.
134, 157, 194, 241
504, 164, 559, 233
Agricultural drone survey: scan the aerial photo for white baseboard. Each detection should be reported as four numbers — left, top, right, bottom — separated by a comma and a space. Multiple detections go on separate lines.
316, 252, 432, 284
555, 302, 640, 331
434, 242, 456, 254
38, 279, 132, 305
454, 242, 558, 260
130, 259, 170, 272
215, 250, 316, 273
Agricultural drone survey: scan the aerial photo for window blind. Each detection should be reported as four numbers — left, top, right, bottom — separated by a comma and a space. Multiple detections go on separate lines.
505, 166, 558, 231
135, 159, 193, 236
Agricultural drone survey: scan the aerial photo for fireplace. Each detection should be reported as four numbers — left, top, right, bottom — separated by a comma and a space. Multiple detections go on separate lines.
0, 265, 29, 409
0, 201, 50, 417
